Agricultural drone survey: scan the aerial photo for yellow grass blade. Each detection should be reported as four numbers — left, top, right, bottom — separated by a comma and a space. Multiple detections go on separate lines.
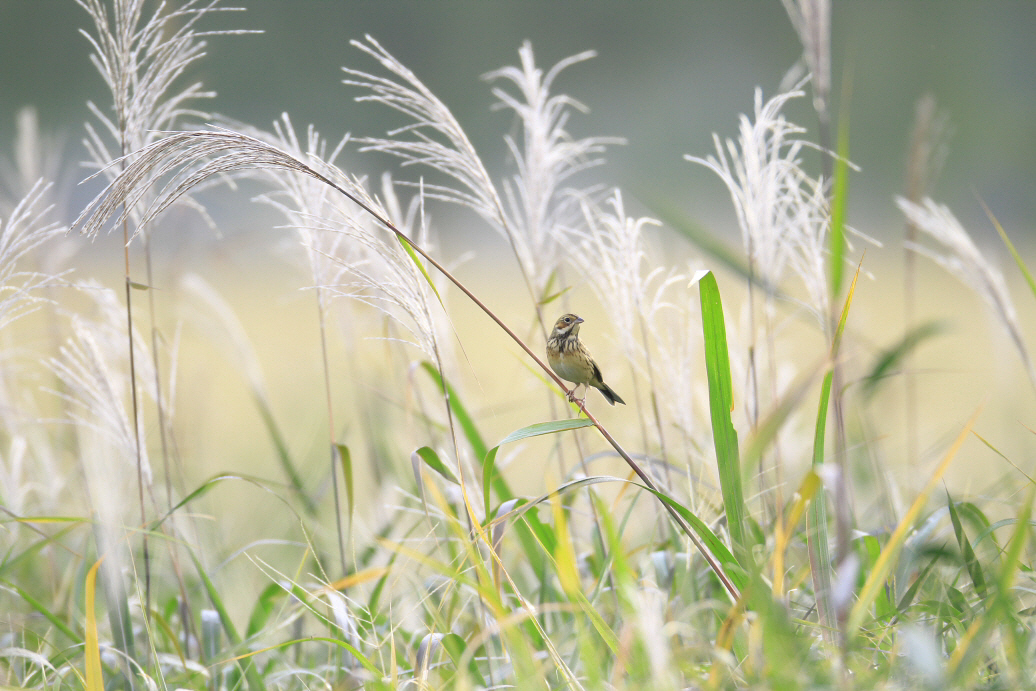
84, 558, 104, 691
847, 407, 980, 635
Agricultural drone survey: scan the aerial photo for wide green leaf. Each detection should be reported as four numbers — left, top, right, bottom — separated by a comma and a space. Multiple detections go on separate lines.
499, 418, 595, 446
698, 270, 745, 554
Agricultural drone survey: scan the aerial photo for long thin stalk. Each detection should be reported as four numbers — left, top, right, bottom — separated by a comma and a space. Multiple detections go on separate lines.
316, 286, 348, 578
121, 206, 151, 631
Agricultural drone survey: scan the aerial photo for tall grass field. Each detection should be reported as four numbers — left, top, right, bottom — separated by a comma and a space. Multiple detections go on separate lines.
3, 1, 1036, 689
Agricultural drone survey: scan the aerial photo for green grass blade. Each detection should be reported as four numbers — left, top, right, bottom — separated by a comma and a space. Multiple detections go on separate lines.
641, 484, 747, 592
847, 408, 978, 636
807, 371, 835, 630
996, 485, 1033, 600
152, 473, 296, 531
336, 443, 355, 551
188, 548, 266, 691
398, 234, 447, 311
3, 578, 82, 643
862, 321, 946, 399
499, 418, 595, 445
83, 559, 103, 691
809, 260, 861, 629
482, 445, 500, 520
698, 270, 746, 554
829, 105, 851, 298
832, 258, 861, 354
812, 370, 833, 469
413, 446, 459, 484
981, 197, 1036, 300
246, 582, 284, 639
947, 491, 988, 600
481, 418, 593, 516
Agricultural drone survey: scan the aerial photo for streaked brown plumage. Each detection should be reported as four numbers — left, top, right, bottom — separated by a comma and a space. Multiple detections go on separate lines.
546, 313, 625, 406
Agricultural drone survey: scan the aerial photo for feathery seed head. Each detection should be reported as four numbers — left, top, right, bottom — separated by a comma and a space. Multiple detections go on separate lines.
686, 82, 851, 322
898, 196, 1036, 390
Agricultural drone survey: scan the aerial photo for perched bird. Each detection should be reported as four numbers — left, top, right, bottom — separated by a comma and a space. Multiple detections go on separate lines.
546, 313, 626, 406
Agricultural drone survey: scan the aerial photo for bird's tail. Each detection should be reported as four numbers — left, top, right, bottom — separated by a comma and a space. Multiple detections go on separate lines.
598, 383, 626, 406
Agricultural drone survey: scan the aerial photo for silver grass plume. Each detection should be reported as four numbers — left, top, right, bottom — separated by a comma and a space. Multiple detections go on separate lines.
570, 190, 671, 354
74, 126, 445, 363
343, 36, 506, 232
484, 41, 623, 295
898, 197, 1036, 392
0, 180, 65, 332
345, 37, 618, 304
686, 84, 836, 323
78, 0, 254, 239
324, 175, 444, 362
0, 181, 67, 517
781, 0, 831, 135
1, 108, 69, 214
75, 128, 330, 238
78, 0, 248, 164
251, 114, 355, 293
50, 284, 157, 481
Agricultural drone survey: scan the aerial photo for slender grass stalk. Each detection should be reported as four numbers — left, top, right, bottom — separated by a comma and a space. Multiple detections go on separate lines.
902, 95, 948, 470
77, 0, 253, 624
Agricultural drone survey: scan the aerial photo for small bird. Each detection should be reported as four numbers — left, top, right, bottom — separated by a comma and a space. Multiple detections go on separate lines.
546, 313, 626, 406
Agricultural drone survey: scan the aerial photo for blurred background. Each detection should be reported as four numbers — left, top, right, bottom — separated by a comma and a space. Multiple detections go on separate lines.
2, 1, 1036, 506
2, 1, 1035, 244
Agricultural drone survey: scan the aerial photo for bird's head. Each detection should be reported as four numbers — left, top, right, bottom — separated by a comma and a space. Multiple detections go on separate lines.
552, 313, 584, 338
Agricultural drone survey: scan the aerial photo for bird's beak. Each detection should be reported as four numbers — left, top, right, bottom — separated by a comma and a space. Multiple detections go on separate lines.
576, 316, 584, 324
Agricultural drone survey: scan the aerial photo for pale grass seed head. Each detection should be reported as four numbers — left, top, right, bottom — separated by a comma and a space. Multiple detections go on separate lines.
347, 37, 620, 301
78, 0, 252, 232
0, 181, 68, 518
48, 283, 157, 531
569, 189, 669, 355
74, 119, 446, 362
781, 0, 831, 120
686, 84, 835, 321
1, 108, 69, 211
324, 175, 443, 362
78, 0, 237, 162
0, 180, 65, 333
50, 284, 156, 458
344, 36, 504, 233
250, 113, 356, 291
76, 128, 339, 240
485, 42, 624, 293
897, 196, 1036, 389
